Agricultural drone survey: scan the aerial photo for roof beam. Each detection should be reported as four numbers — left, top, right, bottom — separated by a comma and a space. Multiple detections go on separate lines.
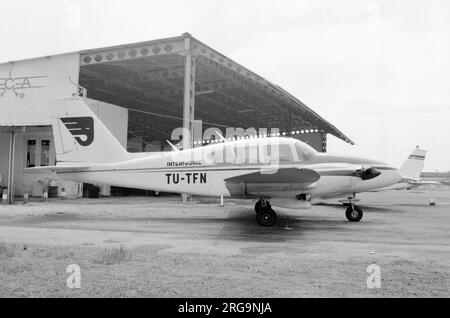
80, 37, 186, 66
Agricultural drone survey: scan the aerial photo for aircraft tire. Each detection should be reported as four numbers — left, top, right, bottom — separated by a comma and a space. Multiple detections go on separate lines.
345, 206, 363, 222
256, 208, 277, 226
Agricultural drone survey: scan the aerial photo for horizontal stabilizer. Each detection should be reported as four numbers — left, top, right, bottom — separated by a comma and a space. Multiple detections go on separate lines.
225, 167, 321, 184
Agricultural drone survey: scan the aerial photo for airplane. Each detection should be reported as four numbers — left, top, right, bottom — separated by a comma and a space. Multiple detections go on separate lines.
31, 97, 403, 227
373, 147, 440, 191
332, 147, 430, 207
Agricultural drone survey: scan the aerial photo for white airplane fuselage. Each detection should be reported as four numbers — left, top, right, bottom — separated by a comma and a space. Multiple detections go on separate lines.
40, 97, 404, 225
56, 141, 402, 209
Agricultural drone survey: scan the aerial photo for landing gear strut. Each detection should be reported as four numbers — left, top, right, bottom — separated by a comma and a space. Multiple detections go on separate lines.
254, 199, 277, 226
339, 196, 363, 222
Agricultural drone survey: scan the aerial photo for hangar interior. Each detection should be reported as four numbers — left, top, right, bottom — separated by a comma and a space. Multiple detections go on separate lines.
1, 33, 353, 201
78, 34, 353, 153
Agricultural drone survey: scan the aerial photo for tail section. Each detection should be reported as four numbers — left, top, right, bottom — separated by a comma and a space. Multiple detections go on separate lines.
51, 97, 130, 164
399, 147, 427, 180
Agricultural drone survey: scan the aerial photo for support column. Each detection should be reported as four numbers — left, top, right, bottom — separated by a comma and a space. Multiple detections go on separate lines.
7, 128, 16, 204
182, 33, 196, 203
321, 131, 327, 153
286, 111, 293, 136
193, 119, 203, 148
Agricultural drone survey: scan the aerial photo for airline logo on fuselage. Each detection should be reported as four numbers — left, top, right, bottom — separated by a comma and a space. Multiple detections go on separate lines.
60, 116, 94, 146
167, 161, 202, 167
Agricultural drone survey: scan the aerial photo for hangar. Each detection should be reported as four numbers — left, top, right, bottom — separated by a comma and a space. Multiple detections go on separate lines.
0, 33, 353, 203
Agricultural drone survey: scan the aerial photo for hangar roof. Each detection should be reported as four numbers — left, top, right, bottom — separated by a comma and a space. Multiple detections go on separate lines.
78, 33, 354, 145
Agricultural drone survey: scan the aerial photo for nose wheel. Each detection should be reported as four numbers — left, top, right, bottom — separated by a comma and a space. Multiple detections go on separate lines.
255, 199, 277, 226
340, 196, 363, 222
345, 205, 363, 222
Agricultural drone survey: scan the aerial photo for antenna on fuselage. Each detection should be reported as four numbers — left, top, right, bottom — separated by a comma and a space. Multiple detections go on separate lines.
166, 140, 180, 152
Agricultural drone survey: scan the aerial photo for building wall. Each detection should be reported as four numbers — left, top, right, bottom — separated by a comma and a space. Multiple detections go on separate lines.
0, 51, 128, 198
0, 53, 80, 125
0, 128, 81, 197
0, 99, 128, 198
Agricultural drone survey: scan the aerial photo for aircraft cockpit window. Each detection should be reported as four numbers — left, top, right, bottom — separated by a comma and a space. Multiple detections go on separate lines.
294, 141, 317, 161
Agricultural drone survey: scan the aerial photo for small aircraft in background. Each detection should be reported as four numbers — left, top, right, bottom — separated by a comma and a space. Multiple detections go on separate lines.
334, 147, 433, 207
32, 97, 403, 226
373, 147, 441, 191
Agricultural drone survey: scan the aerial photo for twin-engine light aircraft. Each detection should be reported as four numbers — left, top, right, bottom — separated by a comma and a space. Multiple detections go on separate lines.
35, 97, 403, 226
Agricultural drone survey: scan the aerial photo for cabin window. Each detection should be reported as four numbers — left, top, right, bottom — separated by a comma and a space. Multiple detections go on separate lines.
210, 149, 223, 164
224, 144, 235, 164
201, 148, 215, 165
246, 145, 259, 164
256, 142, 293, 163
278, 144, 294, 162
233, 144, 260, 164
235, 145, 246, 164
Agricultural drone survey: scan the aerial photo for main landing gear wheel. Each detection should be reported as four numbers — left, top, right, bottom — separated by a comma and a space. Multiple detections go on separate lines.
345, 205, 363, 222
256, 208, 278, 227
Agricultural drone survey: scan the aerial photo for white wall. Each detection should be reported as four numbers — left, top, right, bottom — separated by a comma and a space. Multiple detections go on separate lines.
0, 100, 129, 198
0, 99, 128, 197
0, 54, 129, 198
0, 53, 80, 125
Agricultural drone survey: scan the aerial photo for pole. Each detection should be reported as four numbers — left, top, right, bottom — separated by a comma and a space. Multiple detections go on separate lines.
181, 33, 196, 203
7, 128, 16, 204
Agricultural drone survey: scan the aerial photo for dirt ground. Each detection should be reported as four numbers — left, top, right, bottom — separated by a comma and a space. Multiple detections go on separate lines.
0, 187, 449, 297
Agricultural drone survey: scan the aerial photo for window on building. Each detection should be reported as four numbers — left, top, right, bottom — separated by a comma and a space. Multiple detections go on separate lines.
25, 138, 54, 168
26, 140, 37, 168
40, 140, 50, 166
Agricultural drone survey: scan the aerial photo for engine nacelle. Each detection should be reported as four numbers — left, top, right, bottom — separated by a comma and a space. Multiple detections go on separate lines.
358, 167, 381, 180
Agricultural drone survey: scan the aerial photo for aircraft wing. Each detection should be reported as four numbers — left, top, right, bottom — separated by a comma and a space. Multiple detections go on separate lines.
225, 163, 381, 185
225, 167, 321, 184
24, 165, 90, 173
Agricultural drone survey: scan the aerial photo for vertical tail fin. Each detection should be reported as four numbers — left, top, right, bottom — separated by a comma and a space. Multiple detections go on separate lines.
399, 147, 427, 180
51, 97, 130, 164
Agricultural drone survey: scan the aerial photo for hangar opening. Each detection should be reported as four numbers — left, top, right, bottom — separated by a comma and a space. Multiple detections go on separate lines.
0, 33, 353, 202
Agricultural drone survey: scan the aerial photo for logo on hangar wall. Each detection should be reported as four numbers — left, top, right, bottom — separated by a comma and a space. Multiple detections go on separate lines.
0, 70, 47, 98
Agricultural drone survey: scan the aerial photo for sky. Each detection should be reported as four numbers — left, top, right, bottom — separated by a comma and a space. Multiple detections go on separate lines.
1, 0, 449, 171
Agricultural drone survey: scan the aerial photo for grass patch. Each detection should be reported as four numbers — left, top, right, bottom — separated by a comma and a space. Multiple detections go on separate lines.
96, 246, 132, 265
0, 242, 15, 259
